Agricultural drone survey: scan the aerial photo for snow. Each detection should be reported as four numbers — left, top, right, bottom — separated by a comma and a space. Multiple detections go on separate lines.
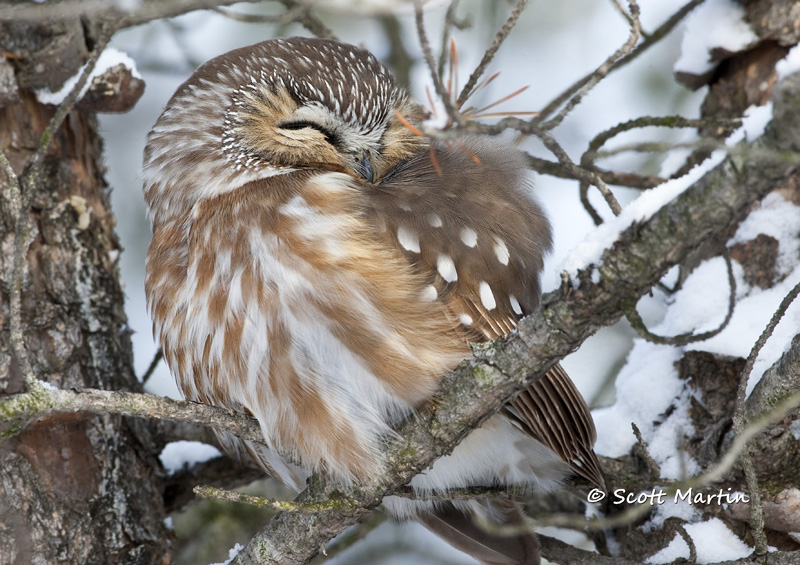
731, 192, 800, 277
646, 518, 751, 563
35, 47, 141, 106
38, 380, 59, 391
592, 341, 700, 478
209, 543, 244, 565
777, 44, 800, 78
674, 0, 758, 76
158, 440, 222, 474
594, 192, 800, 464
739, 103, 773, 143
639, 497, 700, 533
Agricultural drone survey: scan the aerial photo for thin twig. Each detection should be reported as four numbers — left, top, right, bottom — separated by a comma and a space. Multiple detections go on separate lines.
609, 0, 635, 30
538, 0, 703, 122
437, 0, 462, 82
455, 0, 528, 108
141, 350, 164, 385
674, 522, 698, 562
584, 116, 724, 159
525, 153, 665, 189
274, 0, 337, 39
624, 249, 736, 346
0, 149, 37, 389
731, 279, 800, 554
414, 1, 458, 124
631, 423, 661, 478
541, 0, 641, 131
536, 127, 623, 215
193, 484, 348, 513
212, 4, 305, 24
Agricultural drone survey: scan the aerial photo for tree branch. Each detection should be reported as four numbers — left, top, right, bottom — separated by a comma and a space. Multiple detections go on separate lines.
0, 386, 263, 444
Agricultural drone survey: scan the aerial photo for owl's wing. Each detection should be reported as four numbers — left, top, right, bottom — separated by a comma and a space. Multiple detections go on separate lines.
369, 136, 604, 490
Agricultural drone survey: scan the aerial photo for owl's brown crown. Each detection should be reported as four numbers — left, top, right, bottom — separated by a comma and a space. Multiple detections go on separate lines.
143, 37, 425, 228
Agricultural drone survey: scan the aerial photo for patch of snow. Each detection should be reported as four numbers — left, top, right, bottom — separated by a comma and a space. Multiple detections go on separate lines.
158, 440, 222, 474
35, 47, 141, 106
674, 0, 758, 76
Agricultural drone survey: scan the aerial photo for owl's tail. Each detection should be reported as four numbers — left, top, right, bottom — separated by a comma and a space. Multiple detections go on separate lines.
417, 498, 540, 565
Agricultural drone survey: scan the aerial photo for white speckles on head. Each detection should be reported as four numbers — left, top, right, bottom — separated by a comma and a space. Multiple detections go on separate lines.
460, 227, 478, 247
509, 295, 523, 316
397, 226, 420, 253
420, 285, 438, 302
493, 237, 510, 265
428, 213, 443, 228
479, 282, 496, 310
459, 313, 473, 326
437, 254, 458, 282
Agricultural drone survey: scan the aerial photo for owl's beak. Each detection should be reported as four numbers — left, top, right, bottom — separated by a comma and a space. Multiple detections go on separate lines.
355, 153, 374, 183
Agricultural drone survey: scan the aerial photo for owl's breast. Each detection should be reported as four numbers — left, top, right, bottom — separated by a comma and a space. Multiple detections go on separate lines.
145, 170, 468, 484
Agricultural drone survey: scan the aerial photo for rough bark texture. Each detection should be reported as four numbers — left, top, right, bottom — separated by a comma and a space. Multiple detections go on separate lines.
0, 23, 171, 565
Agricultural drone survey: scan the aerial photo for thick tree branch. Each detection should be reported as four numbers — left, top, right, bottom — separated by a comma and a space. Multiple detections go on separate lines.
0, 386, 263, 443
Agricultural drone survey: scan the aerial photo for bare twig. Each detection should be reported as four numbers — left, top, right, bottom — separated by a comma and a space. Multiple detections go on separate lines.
673, 522, 698, 563
212, 4, 305, 24
141, 349, 164, 385
193, 484, 346, 513
274, 0, 336, 39
415, 1, 459, 124
436, 0, 464, 82
537, 0, 703, 122
541, 0, 641, 131
731, 279, 800, 554
609, 0, 635, 30
0, 149, 37, 389
631, 423, 661, 478
623, 249, 736, 345
536, 126, 623, 216
525, 153, 665, 189
455, 0, 528, 108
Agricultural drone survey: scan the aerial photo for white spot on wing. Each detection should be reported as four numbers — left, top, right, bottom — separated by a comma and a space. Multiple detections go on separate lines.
397, 226, 420, 253
437, 255, 458, 282
494, 238, 510, 265
460, 227, 478, 247
428, 213, 443, 228
421, 285, 437, 301
459, 313, 473, 326
479, 282, 496, 310
509, 295, 523, 315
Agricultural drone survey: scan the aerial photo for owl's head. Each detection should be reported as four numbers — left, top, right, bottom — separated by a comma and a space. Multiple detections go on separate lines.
143, 37, 425, 226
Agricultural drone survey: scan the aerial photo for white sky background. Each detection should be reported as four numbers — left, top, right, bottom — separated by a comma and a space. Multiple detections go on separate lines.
94, 0, 800, 563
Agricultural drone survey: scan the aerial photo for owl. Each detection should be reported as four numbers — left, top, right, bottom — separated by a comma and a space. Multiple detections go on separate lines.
143, 37, 603, 565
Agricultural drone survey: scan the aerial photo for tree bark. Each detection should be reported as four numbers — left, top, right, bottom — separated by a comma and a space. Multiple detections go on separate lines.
0, 22, 170, 564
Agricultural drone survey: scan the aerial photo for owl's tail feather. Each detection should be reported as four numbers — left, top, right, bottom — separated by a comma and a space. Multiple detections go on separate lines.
214, 430, 310, 492
417, 499, 540, 565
